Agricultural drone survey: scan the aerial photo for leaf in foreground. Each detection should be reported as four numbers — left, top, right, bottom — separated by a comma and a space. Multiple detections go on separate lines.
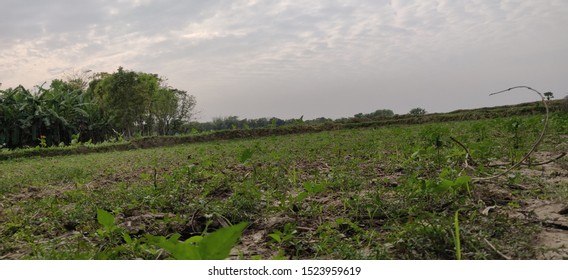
97, 209, 115, 229
199, 222, 248, 260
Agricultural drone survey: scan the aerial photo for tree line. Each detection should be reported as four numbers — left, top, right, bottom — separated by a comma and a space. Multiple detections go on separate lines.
0, 67, 195, 148
1, 66, 437, 149
183, 116, 333, 132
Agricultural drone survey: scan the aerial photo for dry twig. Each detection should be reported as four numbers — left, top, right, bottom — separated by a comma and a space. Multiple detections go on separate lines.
484, 238, 512, 260
469, 86, 551, 182
449, 136, 478, 168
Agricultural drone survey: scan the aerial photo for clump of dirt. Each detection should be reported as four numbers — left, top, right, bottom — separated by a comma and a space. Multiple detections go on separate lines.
470, 149, 568, 259
498, 155, 568, 259
536, 230, 568, 259
520, 200, 568, 259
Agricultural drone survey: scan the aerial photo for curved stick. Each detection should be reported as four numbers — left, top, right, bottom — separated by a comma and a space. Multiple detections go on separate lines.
473, 86, 549, 182
487, 152, 566, 167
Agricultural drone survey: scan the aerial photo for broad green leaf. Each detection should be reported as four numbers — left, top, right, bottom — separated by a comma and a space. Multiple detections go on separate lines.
436, 179, 454, 193
168, 233, 182, 242
268, 233, 282, 243
311, 183, 325, 193
303, 182, 317, 193
151, 234, 201, 260
454, 176, 471, 186
168, 243, 201, 260
123, 233, 132, 244
296, 192, 309, 202
97, 209, 115, 229
184, 235, 203, 244
198, 222, 248, 260
439, 179, 454, 187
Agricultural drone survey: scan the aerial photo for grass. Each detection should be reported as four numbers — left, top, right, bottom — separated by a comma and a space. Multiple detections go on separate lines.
0, 113, 567, 259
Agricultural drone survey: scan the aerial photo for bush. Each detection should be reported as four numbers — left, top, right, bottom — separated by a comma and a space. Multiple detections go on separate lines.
409, 108, 427, 115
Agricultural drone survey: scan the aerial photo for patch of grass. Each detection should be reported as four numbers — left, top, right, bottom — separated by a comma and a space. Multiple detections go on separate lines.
0, 113, 566, 259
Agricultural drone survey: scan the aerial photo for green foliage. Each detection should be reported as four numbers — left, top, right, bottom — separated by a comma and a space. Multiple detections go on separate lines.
38, 135, 47, 148
354, 109, 394, 119
0, 67, 195, 149
268, 223, 297, 244
197, 222, 248, 260
419, 175, 471, 194
150, 222, 247, 260
0, 84, 95, 148
409, 107, 427, 115
91, 67, 159, 136
95, 208, 247, 260
70, 133, 81, 146
2, 113, 564, 260
238, 147, 254, 164
288, 181, 327, 211
96, 209, 116, 231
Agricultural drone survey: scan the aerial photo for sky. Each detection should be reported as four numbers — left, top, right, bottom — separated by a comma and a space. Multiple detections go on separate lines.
1, 0, 567, 121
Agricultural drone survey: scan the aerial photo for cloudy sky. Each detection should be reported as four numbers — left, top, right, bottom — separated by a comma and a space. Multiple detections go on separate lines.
1, 0, 567, 121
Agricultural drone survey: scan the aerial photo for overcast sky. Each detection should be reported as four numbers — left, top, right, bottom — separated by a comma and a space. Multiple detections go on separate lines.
1, 0, 567, 121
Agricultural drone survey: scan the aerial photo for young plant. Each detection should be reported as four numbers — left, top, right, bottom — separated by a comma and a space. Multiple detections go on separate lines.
238, 147, 254, 164
96, 209, 120, 238
96, 209, 248, 260
38, 135, 47, 148
149, 222, 248, 260
268, 223, 297, 245
71, 133, 81, 146
420, 175, 471, 195
286, 181, 327, 212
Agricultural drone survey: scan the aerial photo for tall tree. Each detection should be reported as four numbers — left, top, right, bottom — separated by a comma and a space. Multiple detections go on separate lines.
90, 67, 159, 136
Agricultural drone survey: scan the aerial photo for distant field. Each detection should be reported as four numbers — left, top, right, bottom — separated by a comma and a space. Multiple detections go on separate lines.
0, 113, 567, 259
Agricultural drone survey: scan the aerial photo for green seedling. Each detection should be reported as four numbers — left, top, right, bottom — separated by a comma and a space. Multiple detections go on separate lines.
268, 223, 297, 244
295, 181, 326, 202
238, 147, 254, 164
96, 209, 247, 260
421, 175, 471, 194
96, 209, 119, 237
150, 221, 248, 260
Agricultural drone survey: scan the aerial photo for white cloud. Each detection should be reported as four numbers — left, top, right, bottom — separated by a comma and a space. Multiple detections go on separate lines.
1, 0, 567, 120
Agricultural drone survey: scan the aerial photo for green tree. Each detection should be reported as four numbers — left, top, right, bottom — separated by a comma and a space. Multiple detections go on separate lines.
168, 89, 196, 134
88, 67, 195, 137
369, 109, 394, 118
409, 107, 427, 115
2, 67, 194, 148
90, 67, 159, 137
0, 82, 95, 148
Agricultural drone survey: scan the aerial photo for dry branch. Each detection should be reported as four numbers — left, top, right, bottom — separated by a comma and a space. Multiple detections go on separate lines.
484, 238, 512, 260
471, 86, 551, 182
449, 136, 478, 168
